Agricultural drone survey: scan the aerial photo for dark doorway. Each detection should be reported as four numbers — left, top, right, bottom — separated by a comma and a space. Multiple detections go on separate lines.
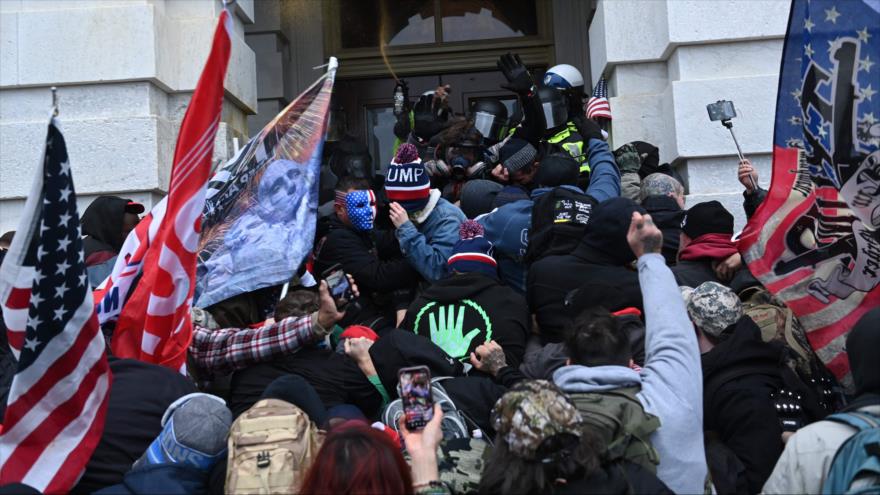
332, 68, 545, 174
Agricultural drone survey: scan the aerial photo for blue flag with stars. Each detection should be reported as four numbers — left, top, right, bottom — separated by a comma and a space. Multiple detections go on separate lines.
741, 0, 880, 385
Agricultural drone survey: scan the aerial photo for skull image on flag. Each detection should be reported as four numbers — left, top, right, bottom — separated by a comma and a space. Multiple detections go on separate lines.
194, 65, 336, 309
740, 0, 880, 386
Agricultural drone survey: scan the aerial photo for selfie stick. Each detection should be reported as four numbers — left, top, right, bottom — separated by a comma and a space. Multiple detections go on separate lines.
721, 119, 758, 191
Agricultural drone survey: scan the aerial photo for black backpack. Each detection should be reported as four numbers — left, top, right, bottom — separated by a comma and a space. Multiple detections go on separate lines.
524, 187, 597, 264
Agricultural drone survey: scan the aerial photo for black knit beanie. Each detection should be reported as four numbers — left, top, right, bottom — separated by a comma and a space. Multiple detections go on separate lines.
580, 197, 646, 265
681, 201, 734, 239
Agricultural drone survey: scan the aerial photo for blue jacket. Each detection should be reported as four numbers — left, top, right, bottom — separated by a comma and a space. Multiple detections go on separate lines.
396, 193, 467, 282
94, 463, 209, 495
479, 137, 621, 293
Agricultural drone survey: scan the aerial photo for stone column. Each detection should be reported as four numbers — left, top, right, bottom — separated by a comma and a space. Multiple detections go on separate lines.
589, 0, 791, 229
0, 0, 257, 232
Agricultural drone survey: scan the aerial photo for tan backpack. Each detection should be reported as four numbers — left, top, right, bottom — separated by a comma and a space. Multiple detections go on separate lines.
226, 399, 325, 494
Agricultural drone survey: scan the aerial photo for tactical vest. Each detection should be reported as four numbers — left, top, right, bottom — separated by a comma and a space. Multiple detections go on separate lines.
547, 122, 590, 174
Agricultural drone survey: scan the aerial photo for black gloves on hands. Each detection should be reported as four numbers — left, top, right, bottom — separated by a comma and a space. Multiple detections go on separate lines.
572, 115, 604, 143
497, 53, 534, 95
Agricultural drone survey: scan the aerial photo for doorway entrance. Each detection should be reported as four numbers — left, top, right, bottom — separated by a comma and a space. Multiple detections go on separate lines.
332, 68, 545, 174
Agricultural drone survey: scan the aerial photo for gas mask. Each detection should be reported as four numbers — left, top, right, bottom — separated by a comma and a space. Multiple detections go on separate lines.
446, 146, 479, 180
345, 190, 377, 232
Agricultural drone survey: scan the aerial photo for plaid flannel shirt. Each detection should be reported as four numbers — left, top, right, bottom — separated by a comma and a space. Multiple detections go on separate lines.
189, 314, 323, 376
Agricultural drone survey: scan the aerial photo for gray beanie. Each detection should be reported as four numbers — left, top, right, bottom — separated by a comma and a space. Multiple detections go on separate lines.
133, 393, 232, 472
460, 180, 503, 218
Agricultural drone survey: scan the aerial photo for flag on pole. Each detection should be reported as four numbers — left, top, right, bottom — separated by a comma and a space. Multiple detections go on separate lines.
0, 119, 111, 493
739, 0, 879, 386
194, 59, 337, 308
586, 76, 612, 120
92, 9, 232, 371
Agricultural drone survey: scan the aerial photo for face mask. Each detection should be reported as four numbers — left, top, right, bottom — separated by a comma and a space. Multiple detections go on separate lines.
345, 190, 377, 231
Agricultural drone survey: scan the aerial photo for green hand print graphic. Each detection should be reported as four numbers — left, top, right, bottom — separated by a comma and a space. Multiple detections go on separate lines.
414, 299, 493, 359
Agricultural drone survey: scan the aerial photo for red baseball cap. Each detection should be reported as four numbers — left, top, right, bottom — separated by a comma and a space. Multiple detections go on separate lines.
340, 325, 378, 341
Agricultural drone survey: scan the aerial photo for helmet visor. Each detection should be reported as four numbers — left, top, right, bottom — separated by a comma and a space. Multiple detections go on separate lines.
542, 101, 568, 130
473, 111, 506, 142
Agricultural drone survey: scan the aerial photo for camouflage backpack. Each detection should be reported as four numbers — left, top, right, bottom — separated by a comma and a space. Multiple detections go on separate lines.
226, 399, 324, 494
567, 386, 661, 473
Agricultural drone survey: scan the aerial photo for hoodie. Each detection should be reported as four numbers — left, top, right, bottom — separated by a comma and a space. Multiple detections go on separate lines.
403, 272, 529, 367
641, 195, 684, 265
527, 198, 645, 342
81, 196, 132, 263
478, 137, 623, 293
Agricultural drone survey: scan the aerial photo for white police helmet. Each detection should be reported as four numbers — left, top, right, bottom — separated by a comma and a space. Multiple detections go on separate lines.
543, 64, 584, 90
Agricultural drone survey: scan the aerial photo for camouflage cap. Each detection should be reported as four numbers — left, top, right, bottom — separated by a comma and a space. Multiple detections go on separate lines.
490, 380, 582, 460
685, 281, 743, 338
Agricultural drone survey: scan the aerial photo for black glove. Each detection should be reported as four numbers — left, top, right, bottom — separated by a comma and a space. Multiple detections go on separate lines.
572, 115, 604, 143
497, 53, 534, 95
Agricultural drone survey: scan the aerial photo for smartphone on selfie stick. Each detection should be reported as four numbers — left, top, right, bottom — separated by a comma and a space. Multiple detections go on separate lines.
707, 100, 757, 190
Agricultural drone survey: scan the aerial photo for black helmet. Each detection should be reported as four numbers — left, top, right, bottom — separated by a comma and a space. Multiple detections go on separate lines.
470, 99, 509, 144
537, 85, 569, 132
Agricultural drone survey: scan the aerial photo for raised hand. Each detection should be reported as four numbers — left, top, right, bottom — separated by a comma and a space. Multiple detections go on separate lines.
497, 52, 534, 95
428, 304, 480, 358
627, 211, 663, 259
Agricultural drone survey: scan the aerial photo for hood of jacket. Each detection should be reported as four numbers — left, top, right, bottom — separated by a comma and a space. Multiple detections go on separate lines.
572, 197, 646, 266
642, 194, 684, 225
81, 196, 131, 254
419, 271, 500, 303
701, 316, 783, 379
553, 364, 642, 393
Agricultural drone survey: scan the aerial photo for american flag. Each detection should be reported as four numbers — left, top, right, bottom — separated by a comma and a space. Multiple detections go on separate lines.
740, 0, 879, 386
0, 120, 111, 492
586, 76, 612, 120
93, 9, 232, 372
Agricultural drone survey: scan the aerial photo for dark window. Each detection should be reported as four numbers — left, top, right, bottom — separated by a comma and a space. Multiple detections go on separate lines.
441, 1, 538, 42
339, 0, 436, 49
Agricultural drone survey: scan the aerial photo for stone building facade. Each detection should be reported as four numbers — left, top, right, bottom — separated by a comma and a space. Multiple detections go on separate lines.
0, 0, 791, 233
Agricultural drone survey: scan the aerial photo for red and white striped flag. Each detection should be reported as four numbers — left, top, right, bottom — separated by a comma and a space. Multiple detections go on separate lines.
586, 76, 612, 120
92, 9, 232, 372
0, 119, 111, 493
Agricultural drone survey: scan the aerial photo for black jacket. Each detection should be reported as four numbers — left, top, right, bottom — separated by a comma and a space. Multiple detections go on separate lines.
528, 197, 645, 342
641, 195, 684, 265
228, 347, 384, 419
73, 359, 197, 493
314, 215, 421, 325
701, 317, 786, 494
528, 245, 642, 343
403, 272, 529, 367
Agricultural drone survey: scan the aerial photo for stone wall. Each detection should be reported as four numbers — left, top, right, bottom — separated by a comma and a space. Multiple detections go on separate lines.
0, 0, 257, 233
589, 0, 791, 230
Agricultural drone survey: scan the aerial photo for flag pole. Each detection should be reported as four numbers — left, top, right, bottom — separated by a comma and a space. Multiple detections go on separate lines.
51, 86, 59, 117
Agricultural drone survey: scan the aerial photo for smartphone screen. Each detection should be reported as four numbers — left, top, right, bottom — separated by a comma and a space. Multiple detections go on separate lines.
325, 269, 351, 300
399, 366, 434, 430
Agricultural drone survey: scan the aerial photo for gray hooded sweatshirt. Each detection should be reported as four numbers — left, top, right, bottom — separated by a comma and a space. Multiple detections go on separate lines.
553, 253, 707, 494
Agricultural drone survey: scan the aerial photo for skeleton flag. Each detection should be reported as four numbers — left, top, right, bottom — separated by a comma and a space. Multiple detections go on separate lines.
740, 0, 879, 386
193, 59, 337, 308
